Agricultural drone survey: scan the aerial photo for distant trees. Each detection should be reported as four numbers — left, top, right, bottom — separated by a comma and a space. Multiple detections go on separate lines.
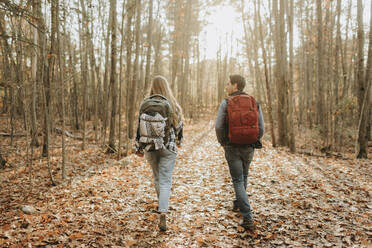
237, 0, 371, 157
0, 0, 370, 172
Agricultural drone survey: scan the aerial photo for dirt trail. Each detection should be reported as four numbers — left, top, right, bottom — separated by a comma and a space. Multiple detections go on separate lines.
0, 120, 371, 247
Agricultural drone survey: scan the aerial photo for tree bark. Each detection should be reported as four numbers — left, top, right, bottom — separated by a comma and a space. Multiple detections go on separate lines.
316, 0, 326, 139
124, 0, 134, 155
101, 4, 112, 146
333, 0, 342, 149
57, 1, 66, 179
127, 0, 141, 145
273, 0, 288, 146
356, 0, 370, 159
143, 0, 153, 98
42, 0, 58, 157
30, 2, 39, 147
108, 0, 118, 153
78, 0, 89, 150
256, 0, 276, 147
118, 0, 126, 159
287, 0, 295, 152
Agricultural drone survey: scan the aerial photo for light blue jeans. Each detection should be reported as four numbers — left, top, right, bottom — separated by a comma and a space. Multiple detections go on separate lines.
224, 145, 254, 221
145, 148, 177, 213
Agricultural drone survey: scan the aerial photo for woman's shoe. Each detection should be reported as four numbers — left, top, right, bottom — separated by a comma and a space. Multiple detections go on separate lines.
241, 218, 255, 231
159, 213, 167, 231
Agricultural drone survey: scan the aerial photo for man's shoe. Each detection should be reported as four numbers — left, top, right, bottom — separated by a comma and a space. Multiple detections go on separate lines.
159, 214, 167, 231
232, 201, 239, 212
241, 218, 255, 231
232, 205, 239, 212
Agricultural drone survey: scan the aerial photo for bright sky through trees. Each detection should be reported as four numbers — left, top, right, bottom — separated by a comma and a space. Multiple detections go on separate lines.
201, 4, 244, 59
201, 1, 371, 60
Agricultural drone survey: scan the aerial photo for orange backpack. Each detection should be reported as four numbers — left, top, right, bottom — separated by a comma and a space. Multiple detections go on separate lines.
227, 94, 259, 145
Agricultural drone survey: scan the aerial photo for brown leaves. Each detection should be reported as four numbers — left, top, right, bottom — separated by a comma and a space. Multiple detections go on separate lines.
236, 226, 245, 233
0, 120, 371, 247
69, 232, 84, 240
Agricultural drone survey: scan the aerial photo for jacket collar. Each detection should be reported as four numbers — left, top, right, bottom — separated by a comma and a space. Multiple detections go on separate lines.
229, 90, 247, 97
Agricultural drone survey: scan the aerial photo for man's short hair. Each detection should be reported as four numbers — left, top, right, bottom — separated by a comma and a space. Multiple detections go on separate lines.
229, 74, 246, 91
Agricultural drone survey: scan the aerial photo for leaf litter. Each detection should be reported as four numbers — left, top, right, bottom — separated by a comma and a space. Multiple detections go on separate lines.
0, 120, 371, 247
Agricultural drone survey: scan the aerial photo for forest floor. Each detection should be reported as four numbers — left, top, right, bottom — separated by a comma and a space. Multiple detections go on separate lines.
0, 119, 371, 247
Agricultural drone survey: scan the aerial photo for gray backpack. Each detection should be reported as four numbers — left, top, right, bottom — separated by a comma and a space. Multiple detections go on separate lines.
138, 95, 173, 150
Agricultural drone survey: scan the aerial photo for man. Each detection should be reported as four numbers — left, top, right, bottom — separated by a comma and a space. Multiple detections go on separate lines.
215, 74, 264, 231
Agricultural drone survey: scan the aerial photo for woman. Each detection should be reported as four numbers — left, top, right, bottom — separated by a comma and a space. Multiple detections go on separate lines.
135, 75, 184, 231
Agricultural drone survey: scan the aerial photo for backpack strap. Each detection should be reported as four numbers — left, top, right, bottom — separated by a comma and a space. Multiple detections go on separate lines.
149, 94, 168, 101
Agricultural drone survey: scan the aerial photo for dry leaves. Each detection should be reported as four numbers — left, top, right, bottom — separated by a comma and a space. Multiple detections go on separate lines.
0, 120, 371, 247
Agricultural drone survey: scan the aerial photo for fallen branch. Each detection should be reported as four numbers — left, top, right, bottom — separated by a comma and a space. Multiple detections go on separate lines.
0, 132, 26, 137
296, 149, 352, 160
55, 128, 82, 140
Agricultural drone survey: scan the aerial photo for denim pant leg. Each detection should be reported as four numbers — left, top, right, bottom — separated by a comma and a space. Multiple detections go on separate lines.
224, 146, 252, 220
157, 148, 176, 213
145, 151, 160, 197
233, 150, 252, 208
241, 147, 254, 190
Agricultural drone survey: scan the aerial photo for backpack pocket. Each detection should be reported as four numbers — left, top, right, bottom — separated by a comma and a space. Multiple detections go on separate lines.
139, 113, 167, 151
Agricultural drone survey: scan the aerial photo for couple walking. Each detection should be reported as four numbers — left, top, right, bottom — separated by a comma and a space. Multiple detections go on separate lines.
135, 74, 264, 232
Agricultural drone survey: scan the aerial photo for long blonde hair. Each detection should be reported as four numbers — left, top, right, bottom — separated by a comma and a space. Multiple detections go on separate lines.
150, 75, 184, 127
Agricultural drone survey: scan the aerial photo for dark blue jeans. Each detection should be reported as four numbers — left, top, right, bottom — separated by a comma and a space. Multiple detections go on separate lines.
224, 145, 254, 220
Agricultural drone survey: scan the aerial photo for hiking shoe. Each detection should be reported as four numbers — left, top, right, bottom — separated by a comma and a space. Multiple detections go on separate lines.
232, 201, 239, 212
241, 218, 255, 232
159, 214, 167, 231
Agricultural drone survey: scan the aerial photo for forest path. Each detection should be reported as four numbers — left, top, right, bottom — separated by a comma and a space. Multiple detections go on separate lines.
0, 120, 371, 247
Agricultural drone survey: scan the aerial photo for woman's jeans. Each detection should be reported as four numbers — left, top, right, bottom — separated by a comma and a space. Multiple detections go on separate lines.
224, 145, 254, 220
145, 148, 177, 213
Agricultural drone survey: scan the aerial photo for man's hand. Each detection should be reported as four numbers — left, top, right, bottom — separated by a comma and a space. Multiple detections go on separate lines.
135, 151, 144, 157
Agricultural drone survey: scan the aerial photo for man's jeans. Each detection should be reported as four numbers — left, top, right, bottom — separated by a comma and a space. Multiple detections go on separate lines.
145, 148, 177, 213
224, 145, 254, 220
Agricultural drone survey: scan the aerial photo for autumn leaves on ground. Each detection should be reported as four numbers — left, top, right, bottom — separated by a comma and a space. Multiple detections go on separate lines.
0, 120, 371, 247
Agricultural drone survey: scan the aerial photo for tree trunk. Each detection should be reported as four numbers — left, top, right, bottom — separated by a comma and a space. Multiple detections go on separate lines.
118, 0, 126, 160
101, 6, 112, 146
356, 0, 365, 120
171, 0, 182, 93
143, 0, 153, 98
273, 0, 288, 146
341, 0, 352, 99
78, 1, 89, 150
30, 2, 39, 147
124, 0, 134, 155
0, 11, 14, 143
332, 0, 342, 150
356, 0, 370, 159
287, 0, 295, 152
108, 0, 118, 153
316, 0, 326, 139
82, 0, 99, 142
68, 43, 80, 130
153, 26, 163, 75
57, 1, 66, 179
43, 0, 58, 157
127, 0, 141, 146
256, 0, 276, 147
